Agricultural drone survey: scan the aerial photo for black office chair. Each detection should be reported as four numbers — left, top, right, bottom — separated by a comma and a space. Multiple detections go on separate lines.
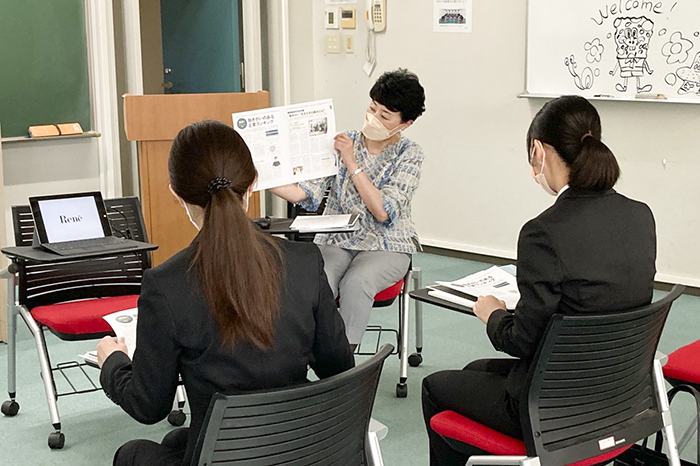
430, 285, 686, 466
0, 197, 183, 449
190, 344, 394, 466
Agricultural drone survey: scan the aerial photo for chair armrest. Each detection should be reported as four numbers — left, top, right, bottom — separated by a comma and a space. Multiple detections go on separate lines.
369, 418, 388, 441
655, 351, 668, 367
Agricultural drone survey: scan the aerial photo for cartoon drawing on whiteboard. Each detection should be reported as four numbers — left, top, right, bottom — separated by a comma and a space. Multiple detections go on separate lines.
584, 38, 605, 63
565, 55, 598, 90
675, 51, 700, 95
661, 31, 694, 64
609, 16, 654, 92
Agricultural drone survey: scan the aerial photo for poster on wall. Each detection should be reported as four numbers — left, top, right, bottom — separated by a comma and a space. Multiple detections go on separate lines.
526, 0, 700, 102
232, 99, 339, 191
433, 0, 472, 33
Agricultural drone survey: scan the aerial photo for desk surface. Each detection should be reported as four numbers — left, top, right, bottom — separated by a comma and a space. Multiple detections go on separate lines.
2, 242, 158, 263
255, 217, 360, 236
409, 288, 475, 316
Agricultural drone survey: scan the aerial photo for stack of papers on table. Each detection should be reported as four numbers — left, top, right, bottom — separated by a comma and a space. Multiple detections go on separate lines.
289, 214, 359, 232
428, 265, 520, 310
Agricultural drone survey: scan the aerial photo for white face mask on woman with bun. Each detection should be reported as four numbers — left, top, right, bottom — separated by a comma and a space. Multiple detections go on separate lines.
530, 141, 558, 197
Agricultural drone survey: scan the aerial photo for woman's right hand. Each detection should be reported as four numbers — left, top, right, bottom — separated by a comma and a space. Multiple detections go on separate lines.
96, 336, 128, 368
334, 133, 357, 171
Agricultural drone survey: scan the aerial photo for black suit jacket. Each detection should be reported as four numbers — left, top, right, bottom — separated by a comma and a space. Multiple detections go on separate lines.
487, 188, 656, 405
101, 239, 355, 465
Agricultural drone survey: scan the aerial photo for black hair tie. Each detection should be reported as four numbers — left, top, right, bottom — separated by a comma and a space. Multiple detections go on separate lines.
207, 177, 232, 195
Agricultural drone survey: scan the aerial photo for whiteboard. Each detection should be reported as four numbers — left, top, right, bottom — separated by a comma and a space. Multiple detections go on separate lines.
526, 0, 700, 102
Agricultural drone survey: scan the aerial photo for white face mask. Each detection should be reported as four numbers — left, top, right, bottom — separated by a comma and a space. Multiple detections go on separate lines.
530, 144, 557, 196
184, 203, 200, 231
361, 112, 403, 141
184, 190, 251, 231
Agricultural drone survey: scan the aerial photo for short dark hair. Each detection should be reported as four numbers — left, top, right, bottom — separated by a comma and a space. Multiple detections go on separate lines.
526, 95, 620, 192
369, 69, 426, 122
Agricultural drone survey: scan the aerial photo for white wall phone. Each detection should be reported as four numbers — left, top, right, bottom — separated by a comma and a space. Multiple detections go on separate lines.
366, 0, 386, 32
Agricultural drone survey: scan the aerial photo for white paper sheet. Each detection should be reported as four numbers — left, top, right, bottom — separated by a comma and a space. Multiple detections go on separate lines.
232, 99, 339, 191
436, 265, 520, 310
102, 308, 138, 358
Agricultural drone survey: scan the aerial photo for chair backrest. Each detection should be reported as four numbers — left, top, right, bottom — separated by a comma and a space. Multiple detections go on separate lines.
11, 196, 151, 308
191, 344, 394, 466
523, 285, 685, 466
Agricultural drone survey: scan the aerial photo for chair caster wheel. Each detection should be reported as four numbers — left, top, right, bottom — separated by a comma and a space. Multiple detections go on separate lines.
396, 383, 408, 398
48, 432, 65, 449
408, 353, 423, 367
168, 410, 186, 426
1, 400, 19, 416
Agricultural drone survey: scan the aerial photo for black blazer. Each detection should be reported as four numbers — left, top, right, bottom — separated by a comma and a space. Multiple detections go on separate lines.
487, 188, 656, 405
101, 239, 355, 465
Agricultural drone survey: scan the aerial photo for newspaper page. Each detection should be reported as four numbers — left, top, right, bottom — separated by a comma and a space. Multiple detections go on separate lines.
102, 308, 138, 358
436, 265, 520, 310
82, 308, 138, 366
232, 99, 339, 191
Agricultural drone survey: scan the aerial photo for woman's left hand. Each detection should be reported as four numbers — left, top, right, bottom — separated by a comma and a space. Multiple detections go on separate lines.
334, 133, 357, 171
473, 295, 507, 324
96, 336, 128, 368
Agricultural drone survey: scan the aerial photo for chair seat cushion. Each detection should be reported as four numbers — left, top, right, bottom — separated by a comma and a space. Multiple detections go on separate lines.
431, 410, 633, 466
31, 295, 139, 335
374, 279, 404, 302
664, 340, 700, 385
431, 411, 526, 455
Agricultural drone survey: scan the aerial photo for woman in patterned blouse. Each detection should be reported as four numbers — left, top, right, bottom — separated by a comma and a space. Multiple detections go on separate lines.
271, 69, 426, 348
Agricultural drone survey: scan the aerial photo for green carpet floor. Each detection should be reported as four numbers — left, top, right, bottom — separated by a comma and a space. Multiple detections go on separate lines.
0, 252, 697, 465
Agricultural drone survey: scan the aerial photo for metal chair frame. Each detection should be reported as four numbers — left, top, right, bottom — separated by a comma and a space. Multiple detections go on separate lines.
0, 197, 185, 448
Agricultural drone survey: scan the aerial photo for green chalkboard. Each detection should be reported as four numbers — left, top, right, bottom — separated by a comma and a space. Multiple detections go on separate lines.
0, 0, 91, 138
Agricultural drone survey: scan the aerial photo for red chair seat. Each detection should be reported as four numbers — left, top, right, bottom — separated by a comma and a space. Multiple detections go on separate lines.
374, 279, 404, 302
430, 410, 632, 466
31, 295, 139, 336
664, 340, 700, 385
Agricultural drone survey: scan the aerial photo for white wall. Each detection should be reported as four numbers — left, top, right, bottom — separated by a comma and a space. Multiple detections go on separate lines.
286, 0, 700, 286
1, 137, 101, 247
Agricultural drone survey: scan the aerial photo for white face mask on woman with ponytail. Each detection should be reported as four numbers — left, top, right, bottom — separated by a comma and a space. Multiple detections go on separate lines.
529, 140, 558, 197
169, 183, 254, 232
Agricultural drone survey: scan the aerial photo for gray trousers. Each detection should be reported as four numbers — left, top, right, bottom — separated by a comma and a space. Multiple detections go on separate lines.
318, 244, 411, 345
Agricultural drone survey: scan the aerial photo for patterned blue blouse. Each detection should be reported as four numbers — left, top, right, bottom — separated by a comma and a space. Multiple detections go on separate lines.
297, 130, 424, 254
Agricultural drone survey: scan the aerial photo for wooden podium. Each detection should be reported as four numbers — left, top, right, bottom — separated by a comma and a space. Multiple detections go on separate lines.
124, 92, 269, 266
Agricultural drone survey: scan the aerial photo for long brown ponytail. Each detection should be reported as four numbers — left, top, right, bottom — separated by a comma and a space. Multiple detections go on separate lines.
168, 120, 283, 349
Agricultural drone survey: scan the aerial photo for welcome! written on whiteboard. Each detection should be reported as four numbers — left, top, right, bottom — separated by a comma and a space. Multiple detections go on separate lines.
592, 0, 677, 25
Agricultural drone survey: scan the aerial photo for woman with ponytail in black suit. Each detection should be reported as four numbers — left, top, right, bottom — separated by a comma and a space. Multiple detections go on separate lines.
96, 120, 354, 466
421, 95, 657, 466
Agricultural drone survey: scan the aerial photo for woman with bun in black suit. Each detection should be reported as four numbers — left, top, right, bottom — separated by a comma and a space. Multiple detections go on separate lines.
422, 95, 657, 466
